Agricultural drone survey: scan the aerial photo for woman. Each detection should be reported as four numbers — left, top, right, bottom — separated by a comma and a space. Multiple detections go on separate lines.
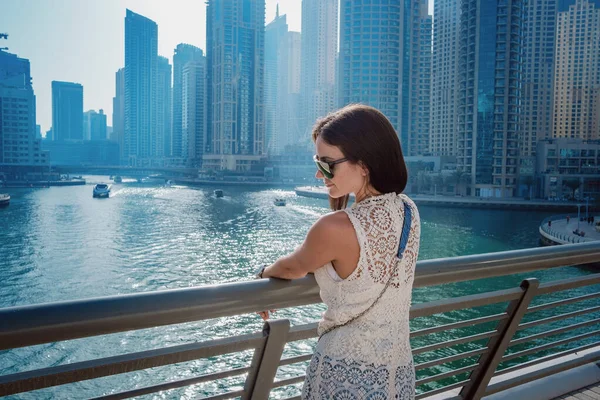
256, 104, 420, 399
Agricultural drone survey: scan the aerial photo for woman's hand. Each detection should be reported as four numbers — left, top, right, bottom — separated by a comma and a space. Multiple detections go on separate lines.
257, 309, 277, 320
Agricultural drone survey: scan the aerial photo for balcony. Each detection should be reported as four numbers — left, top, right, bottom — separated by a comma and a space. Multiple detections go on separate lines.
1, 244, 600, 399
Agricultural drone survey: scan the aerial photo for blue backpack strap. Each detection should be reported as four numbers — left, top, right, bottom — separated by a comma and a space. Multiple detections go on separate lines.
397, 200, 412, 258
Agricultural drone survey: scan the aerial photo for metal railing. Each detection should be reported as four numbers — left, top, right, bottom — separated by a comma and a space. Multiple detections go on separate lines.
1, 242, 600, 399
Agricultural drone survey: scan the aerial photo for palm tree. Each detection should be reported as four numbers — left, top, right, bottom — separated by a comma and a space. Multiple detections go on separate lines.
563, 179, 581, 200
522, 175, 535, 199
450, 169, 467, 195
433, 173, 446, 195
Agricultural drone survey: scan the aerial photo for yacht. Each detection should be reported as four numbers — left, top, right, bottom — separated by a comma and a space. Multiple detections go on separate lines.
214, 189, 224, 198
93, 183, 111, 198
113, 176, 122, 183
274, 198, 286, 207
0, 193, 10, 207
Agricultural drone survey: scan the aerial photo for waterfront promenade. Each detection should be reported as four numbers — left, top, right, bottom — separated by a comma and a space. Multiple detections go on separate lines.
295, 186, 590, 211
540, 215, 599, 245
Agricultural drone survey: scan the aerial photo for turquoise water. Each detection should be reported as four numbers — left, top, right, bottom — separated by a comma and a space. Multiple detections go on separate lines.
0, 177, 596, 398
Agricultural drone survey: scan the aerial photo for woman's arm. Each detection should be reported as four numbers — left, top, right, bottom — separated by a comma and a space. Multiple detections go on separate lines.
261, 211, 353, 280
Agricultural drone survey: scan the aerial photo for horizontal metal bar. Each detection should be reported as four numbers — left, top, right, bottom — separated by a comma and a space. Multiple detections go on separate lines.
0, 333, 263, 397
510, 318, 600, 347
279, 354, 313, 367
90, 367, 251, 400
416, 364, 478, 386
0, 279, 318, 352
414, 242, 600, 288
271, 375, 305, 389
501, 329, 600, 363
527, 292, 600, 314
2, 243, 598, 351
203, 390, 245, 400
415, 348, 489, 371
485, 350, 600, 396
412, 331, 497, 355
410, 313, 507, 338
536, 273, 600, 296
286, 323, 318, 342
495, 341, 600, 377
410, 288, 522, 319
415, 381, 467, 400
518, 305, 600, 331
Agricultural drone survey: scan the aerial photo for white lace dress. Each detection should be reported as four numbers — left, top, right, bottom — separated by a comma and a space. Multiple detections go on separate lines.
302, 193, 420, 399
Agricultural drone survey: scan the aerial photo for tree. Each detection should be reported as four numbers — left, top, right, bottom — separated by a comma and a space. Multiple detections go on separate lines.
563, 179, 581, 200
450, 169, 468, 195
522, 175, 535, 199
433, 173, 446, 194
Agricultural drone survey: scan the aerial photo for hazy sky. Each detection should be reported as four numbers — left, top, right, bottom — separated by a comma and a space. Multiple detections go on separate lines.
1, 0, 433, 134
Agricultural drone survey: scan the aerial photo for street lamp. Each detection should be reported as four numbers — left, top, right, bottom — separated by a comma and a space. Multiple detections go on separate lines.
577, 204, 582, 231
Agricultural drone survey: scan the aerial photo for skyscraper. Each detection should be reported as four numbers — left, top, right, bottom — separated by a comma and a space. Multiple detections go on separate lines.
301, 0, 337, 134
52, 81, 83, 141
112, 68, 125, 160
83, 109, 107, 141
287, 31, 303, 145
172, 44, 204, 159
553, 0, 600, 140
339, 0, 430, 156
124, 9, 158, 166
205, 0, 266, 171
430, 0, 461, 156
182, 59, 206, 167
157, 56, 172, 158
0, 46, 48, 168
265, 7, 290, 155
457, 0, 526, 198
408, 1, 432, 156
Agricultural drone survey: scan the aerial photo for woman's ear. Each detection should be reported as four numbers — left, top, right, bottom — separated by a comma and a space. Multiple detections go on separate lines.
359, 161, 369, 177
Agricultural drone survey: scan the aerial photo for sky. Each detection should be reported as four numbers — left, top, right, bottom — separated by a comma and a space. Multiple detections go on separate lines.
1, 0, 433, 135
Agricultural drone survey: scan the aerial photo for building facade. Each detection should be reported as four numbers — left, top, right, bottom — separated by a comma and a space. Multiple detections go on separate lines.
83, 109, 107, 141
0, 48, 48, 173
205, 0, 266, 171
172, 44, 204, 159
124, 9, 159, 166
112, 68, 125, 161
339, 0, 430, 156
552, 0, 600, 140
430, 0, 461, 157
182, 59, 207, 167
457, 0, 526, 198
301, 0, 337, 135
51, 81, 83, 141
157, 56, 172, 158
537, 138, 600, 199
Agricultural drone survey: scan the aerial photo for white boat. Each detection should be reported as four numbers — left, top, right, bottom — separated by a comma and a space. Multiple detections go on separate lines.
165, 180, 173, 187
0, 193, 10, 207
93, 183, 111, 198
274, 198, 286, 206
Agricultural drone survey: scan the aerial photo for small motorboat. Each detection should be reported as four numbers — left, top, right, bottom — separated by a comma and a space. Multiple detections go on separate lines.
0, 193, 10, 207
165, 180, 173, 187
113, 176, 122, 183
214, 189, 224, 198
93, 183, 111, 198
274, 198, 286, 206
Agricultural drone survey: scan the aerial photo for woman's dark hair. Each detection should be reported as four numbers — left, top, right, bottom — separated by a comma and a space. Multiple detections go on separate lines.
312, 104, 408, 211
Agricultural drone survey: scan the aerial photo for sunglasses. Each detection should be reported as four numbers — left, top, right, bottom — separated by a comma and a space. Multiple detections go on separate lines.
313, 155, 348, 179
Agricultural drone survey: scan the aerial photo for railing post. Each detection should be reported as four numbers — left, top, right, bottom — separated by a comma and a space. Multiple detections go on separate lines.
242, 319, 290, 400
459, 278, 539, 400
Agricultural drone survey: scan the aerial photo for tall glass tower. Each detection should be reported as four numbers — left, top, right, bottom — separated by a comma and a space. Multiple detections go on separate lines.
124, 9, 158, 166
205, 0, 266, 171
458, 0, 526, 197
